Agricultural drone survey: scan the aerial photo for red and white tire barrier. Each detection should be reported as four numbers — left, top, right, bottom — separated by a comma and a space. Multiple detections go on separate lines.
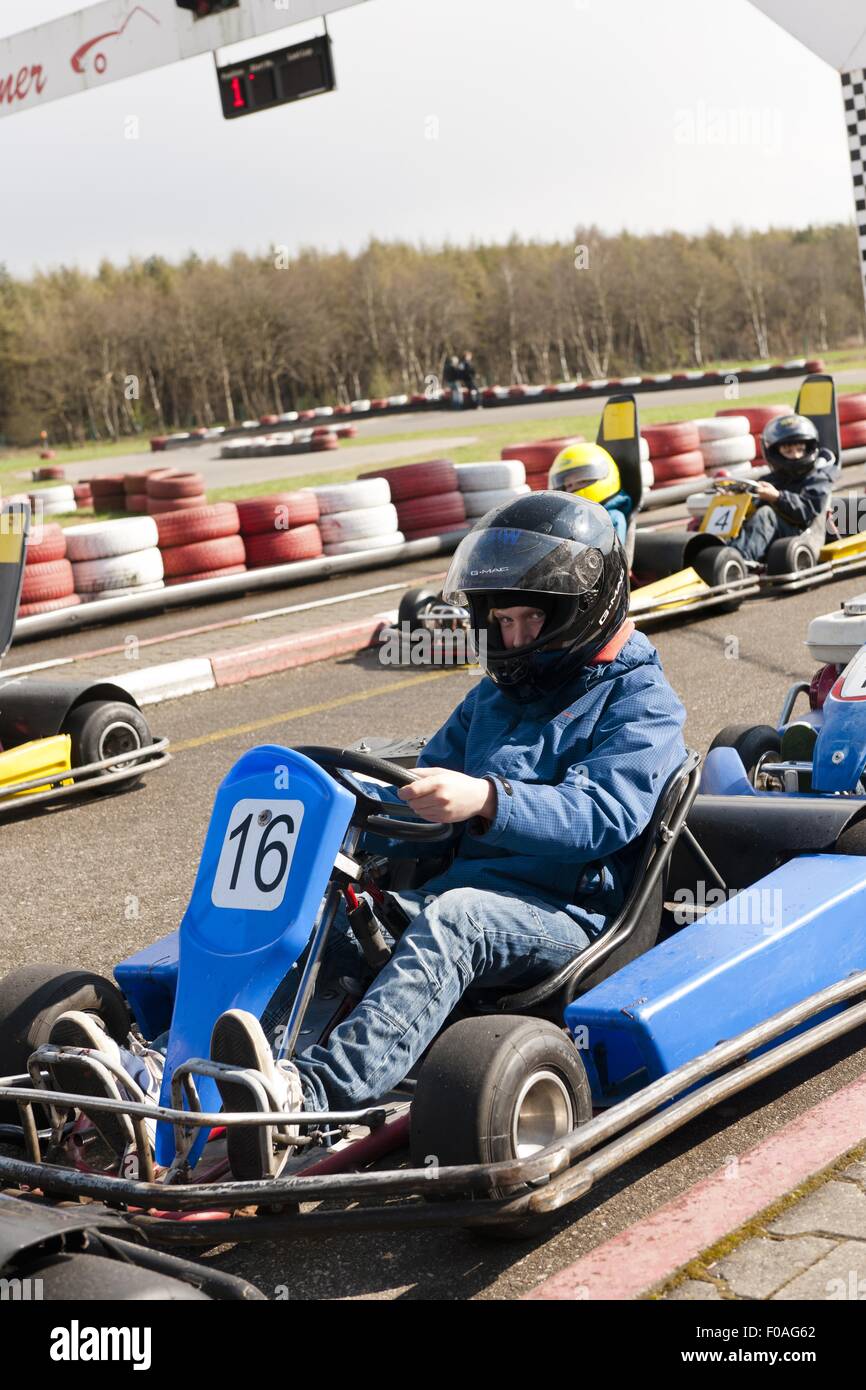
155, 502, 246, 586
65, 516, 165, 600
18, 524, 78, 616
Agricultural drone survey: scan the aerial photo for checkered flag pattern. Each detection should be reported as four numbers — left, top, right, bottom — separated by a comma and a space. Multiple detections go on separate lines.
843, 69, 866, 298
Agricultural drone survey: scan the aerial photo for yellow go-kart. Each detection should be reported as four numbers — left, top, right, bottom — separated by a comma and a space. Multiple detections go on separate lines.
630, 373, 866, 622
0, 503, 169, 816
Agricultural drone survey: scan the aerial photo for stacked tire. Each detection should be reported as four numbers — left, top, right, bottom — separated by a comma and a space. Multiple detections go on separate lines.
146, 472, 207, 514
838, 394, 866, 451
455, 461, 529, 519
500, 437, 585, 491
640, 422, 704, 489
88, 476, 127, 513
312, 479, 405, 554
693, 416, 756, 477
123, 473, 152, 514
715, 405, 787, 464
357, 460, 466, 542
155, 504, 246, 586
30, 483, 76, 519
238, 491, 323, 569
65, 518, 165, 602
19, 523, 80, 617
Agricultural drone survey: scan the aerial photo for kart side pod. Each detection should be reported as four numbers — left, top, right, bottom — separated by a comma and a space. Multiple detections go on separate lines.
137, 745, 354, 1166
565, 854, 866, 1104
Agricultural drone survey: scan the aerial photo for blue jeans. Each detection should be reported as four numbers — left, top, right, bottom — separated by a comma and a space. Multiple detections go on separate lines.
729, 504, 799, 562
263, 886, 596, 1112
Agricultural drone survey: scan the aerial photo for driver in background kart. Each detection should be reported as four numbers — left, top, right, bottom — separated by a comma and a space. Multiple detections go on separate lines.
547, 441, 633, 544
50, 493, 687, 1180
728, 413, 839, 564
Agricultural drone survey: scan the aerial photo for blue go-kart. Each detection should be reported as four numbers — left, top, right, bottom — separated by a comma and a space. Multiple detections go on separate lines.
2, 725, 866, 1260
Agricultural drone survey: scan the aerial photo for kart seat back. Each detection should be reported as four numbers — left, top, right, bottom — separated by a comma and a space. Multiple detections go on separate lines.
154, 745, 354, 1166
485, 749, 702, 1018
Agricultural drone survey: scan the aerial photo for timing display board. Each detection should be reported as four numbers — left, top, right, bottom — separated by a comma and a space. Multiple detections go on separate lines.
217, 34, 334, 118
0, 1, 367, 120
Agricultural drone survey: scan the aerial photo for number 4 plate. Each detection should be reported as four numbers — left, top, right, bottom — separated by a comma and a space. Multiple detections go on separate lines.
211, 799, 305, 911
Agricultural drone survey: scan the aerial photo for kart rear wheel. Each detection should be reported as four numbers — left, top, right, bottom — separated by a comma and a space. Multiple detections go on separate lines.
766, 535, 817, 577
63, 700, 152, 787
708, 724, 781, 782
410, 1015, 591, 1239
0, 964, 131, 1122
28, 1252, 211, 1301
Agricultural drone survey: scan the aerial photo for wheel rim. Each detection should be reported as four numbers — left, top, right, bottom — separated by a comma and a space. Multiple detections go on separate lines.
97, 720, 142, 766
511, 1070, 574, 1159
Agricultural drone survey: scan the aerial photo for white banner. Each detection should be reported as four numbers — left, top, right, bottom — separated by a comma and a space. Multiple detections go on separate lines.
749, 0, 866, 72
0, 0, 368, 118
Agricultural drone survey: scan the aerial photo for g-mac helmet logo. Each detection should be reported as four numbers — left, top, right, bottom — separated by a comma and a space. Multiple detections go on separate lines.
70, 6, 160, 77
469, 567, 508, 576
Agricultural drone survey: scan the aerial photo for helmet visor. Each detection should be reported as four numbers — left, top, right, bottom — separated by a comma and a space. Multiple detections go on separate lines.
442, 526, 607, 601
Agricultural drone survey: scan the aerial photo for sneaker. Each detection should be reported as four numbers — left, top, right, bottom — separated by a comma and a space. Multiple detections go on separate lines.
210, 1009, 305, 1180
46, 1011, 162, 1159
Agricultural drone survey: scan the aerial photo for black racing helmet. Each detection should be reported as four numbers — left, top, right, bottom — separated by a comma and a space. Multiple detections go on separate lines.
762, 413, 819, 476
442, 492, 630, 702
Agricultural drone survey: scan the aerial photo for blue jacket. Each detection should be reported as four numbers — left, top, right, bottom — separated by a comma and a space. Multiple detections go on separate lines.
764, 449, 839, 531
366, 630, 687, 932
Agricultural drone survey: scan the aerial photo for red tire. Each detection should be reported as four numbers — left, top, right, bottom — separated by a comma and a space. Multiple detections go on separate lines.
805, 359, 826, 372
26, 524, 66, 565
395, 492, 466, 531
298, 409, 316, 421
161, 535, 246, 578
150, 437, 168, 452
125, 495, 149, 513
18, 593, 82, 618
501, 440, 579, 472
403, 522, 469, 541
336, 425, 358, 439
154, 503, 240, 547
358, 460, 457, 503
841, 419, 866, 449
147, 494, 208, 514
90, 475, 127, 499
311, 434, 338, 451
147, 471, 205, 499
123, 472, 152, 495
166, 565, 248, 586
649, 449, 706, 485
259, 415, 280, 426
236, 492, 320, 535
20, 558, 75, 603
73, 485, 92, 505
33, 466, 65, 481
716, 405, 787, 431
641, 423, 700, 458
839, 394, 866, 426
243, 524, 323, 568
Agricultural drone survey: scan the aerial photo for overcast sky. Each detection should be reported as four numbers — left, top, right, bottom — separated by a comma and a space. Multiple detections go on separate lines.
0, 0, 855, 276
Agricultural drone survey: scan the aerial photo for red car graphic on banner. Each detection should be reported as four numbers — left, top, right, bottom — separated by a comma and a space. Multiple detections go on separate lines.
70, 5, 160, 77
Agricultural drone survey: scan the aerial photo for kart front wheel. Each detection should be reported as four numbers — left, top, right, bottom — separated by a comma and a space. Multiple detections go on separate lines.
708, 723, 781, 783
410, 1015, 591, 1238
397, 585, 441, 631
692, 545, 748, 612
0, 964, 131, 1122
63, 700, 152, 786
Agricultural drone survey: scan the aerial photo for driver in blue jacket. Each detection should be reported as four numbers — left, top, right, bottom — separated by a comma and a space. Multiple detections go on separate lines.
50, 493, 687, 1180
729, 413, 839, 564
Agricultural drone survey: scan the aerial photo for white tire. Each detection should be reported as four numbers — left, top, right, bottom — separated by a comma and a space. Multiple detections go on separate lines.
279, 411, 299, 423
387, 395, 409, 407
30, 485, 75, 506
72, 547, 164, 594
38, 500, 77, 518
639, 436, 650, 463
64, 516, 159, 561
619, 376, 643, 386
313, 479, 391, 514
641, 458, 655, 489
456, 461, 526, 491
313, 406, 334, 417
319, 504, 399, 543
706, 461, 753, 479
464, 485, 531, 517
323, 531, 407, 556
695, 416, 750, 442
701, 435, 757, 468
81, 580, 165, 603
686, 490, 716, 519
350, 400, 371, 412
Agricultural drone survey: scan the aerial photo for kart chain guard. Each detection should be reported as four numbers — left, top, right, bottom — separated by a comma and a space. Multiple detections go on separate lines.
154, 745, 354, 1166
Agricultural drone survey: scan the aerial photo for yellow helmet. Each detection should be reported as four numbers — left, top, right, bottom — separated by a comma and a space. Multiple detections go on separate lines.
548, 442, 621, 503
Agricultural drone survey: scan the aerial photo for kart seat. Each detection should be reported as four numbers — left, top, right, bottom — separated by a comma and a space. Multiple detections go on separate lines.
478, 749, 702, 1019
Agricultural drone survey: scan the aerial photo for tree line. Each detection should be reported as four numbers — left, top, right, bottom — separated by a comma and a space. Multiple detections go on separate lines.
0, 223, 861, 446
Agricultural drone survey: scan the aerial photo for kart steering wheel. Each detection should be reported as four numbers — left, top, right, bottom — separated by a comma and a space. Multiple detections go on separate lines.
292, 745, 457, 843
713, 478, 760, 495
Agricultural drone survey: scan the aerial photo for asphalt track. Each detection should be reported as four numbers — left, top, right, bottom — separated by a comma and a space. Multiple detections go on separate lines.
3, 566, 866, 1299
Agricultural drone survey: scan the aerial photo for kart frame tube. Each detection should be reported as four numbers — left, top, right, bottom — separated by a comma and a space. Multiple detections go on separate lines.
2, 968, 865, 1236
0, 736, 170, 814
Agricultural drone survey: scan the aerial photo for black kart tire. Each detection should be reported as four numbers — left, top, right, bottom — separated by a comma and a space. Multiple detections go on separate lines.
766, 535, 818, 577
691, 545, 748, 615
708, 723, 781, 781
397, 585, 442, 631
0, 964, 131, 1122
28, 1252, 211, 1301
410, 1015, 591, 1238
63, 700, 151, 786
